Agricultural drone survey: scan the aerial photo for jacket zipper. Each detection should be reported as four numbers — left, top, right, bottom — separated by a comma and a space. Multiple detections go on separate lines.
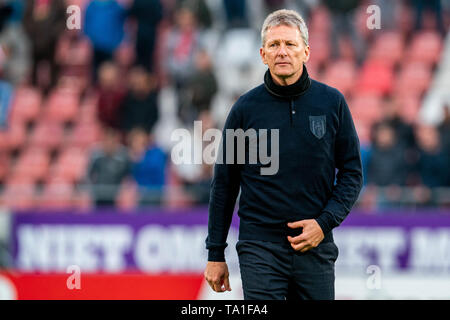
289, 99, 295, 127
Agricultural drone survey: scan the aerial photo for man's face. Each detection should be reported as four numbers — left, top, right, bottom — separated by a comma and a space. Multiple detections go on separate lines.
260, 25, 310, 85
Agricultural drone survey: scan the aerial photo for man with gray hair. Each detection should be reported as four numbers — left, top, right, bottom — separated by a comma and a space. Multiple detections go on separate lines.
204, 9, 363, 300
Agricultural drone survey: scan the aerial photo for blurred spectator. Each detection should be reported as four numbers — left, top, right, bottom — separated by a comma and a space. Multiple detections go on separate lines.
4, 0, 24, 24
128, 128, 167, 206
372, 98, 416, 149
372, 0, 398, 30
223, 0, 248, 28
96, 61, 126, 130
0, 1, 29, 86
367, 124, 409, 208
371, 98, 417, 184
165, 6, 203, 86
183, 162, 213, 204
128, 0, 163, 72
438, 104, 450, 156
0, 80, 13, 128
179, 49, 217, 126
165, 6, 205, 125
177, 0, 212, 29
175, 111, 214, 204
367, 124, 407, 187
264, 0, 287, 13
411, 0, 446, 36
359, 142, 371, 187
0, 3, 13, 29
0, 2, 27, 129
23, 0, 66, 91
0, 23, 30, 86
84, 0, 126, 82
415, 125, 449, 188
323, 0, 366, 64
87, 128, 131, 208
120, 66, 159, 134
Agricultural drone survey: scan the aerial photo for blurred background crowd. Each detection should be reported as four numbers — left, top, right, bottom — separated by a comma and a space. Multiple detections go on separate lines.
0, 0, 449, 212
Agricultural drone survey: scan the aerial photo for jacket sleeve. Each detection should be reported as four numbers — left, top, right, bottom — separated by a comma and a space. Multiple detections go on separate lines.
205, 104, 242, 262
315, 96, 363, 234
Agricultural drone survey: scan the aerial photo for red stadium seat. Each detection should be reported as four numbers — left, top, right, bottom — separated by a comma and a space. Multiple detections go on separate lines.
356, 59, 394, 95
9, 87, 42, 124
50, 147, 89, 183
396, 95, 422, 124
116, 181, 138, 210
0, 153, 10, 181
394, 62, 432, 97
65, 123, 102, 148
38, 179, 75, 209
74, 39, 93, 66
0, 131, 9, 152
308, 33, 330, 67
4, 123, 27, 151
2, 176, 35, 209
305, 61, 320, 80
44, 87, 80, 123
354, 121, 370, 146
28, 120, 65, 151
60, 37, 92, 67
72, 189, 92, 210
368, 31, 405, 66
323, 60, 357, 97
407, 31, 442, 65
308, 6, 331, 34
349, 94, 383, 128
77, 102, 98, 125
12, 147, 50, 181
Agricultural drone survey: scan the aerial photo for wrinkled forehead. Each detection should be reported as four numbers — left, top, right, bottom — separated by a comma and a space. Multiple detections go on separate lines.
264, 24, 302, 44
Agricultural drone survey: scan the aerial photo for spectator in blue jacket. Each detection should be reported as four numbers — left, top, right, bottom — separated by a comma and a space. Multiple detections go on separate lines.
84, 0, 126, 82
128, 128, 167, 207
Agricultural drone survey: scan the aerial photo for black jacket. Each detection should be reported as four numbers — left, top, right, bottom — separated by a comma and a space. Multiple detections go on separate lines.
206, 66, 363, 261
121, 90, 159, 133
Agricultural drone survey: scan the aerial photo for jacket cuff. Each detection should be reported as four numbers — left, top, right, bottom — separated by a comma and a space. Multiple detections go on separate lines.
315, 211, 337, 235
208, 248, 226, 262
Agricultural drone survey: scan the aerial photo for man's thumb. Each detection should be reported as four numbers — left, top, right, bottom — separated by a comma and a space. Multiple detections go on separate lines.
223, 276, 232, 291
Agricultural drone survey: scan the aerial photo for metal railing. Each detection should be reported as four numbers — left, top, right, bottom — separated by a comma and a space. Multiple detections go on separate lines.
0, 183, 450, 210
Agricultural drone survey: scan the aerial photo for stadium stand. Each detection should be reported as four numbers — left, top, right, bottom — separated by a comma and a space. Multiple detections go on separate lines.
0, 0, 449, 211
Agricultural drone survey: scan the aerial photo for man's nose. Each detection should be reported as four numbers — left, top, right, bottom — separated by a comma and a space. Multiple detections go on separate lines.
277, 44, 288, 56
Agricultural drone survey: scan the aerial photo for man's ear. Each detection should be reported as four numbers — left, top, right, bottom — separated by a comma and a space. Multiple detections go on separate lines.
260, 47, 267, 65
304, 45, 310, 63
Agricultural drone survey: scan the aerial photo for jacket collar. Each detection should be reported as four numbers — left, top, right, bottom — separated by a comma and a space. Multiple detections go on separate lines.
264, 64, 311, 99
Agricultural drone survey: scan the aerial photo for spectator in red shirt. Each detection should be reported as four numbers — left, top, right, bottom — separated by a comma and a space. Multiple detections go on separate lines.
96, 61, 126, 130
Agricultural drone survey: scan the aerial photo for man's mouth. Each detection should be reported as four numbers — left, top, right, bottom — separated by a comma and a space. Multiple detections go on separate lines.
276, 62, 290, 65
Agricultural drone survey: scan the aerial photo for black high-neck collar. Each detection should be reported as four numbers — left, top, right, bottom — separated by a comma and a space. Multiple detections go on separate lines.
264, 64, 311, 99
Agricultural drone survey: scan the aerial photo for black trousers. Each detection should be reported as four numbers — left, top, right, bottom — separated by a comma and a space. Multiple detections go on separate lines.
236, 239, 338, 300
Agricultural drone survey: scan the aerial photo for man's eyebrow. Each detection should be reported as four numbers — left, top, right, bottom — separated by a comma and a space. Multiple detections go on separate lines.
268, 39, 297, 43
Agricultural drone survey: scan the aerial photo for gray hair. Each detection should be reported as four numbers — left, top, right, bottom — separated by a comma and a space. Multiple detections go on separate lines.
261, 9, 309, 47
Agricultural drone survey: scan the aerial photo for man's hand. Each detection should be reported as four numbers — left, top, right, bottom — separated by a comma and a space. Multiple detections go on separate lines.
204, 261, 232, 293
287, 219, 324, 253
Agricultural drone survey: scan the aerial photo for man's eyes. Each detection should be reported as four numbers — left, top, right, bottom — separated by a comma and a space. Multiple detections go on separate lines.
269, 42, 296, 47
